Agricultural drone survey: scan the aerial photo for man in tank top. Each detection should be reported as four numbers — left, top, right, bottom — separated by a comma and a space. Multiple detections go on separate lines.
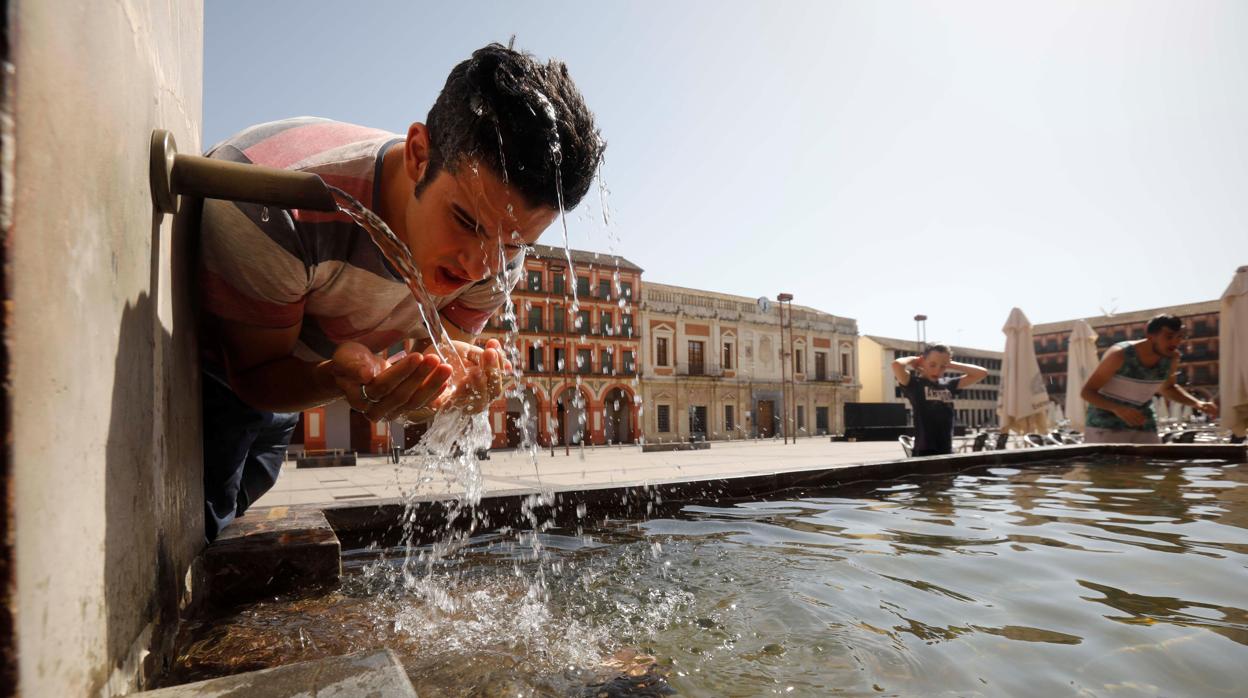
196, 44, 604, 541
1080, 314, 1218, 444
893, 344, 990, 456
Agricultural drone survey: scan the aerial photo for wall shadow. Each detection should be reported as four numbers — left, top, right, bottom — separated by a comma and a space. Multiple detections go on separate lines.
101, 197, 203, 690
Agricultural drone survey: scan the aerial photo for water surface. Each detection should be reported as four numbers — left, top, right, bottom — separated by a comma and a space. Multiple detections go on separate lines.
170, 457, 1248, 696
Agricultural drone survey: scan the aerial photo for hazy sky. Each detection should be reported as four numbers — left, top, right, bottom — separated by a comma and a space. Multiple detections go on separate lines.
205, 0, 1246, 350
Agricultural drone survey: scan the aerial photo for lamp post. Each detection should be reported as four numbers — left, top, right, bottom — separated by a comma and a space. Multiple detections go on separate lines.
914, 314, 927, 351
778, 293, 794, 444
549, 262, 565, 457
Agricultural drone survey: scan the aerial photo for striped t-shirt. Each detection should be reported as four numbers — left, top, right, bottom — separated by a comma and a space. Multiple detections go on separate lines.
199, 117, 519, 364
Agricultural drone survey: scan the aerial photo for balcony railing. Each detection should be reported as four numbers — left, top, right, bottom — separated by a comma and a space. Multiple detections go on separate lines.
493, 320, 639, 340
676, 361, 723, 377
514, 285, 637, 305
809, 372, 844, 382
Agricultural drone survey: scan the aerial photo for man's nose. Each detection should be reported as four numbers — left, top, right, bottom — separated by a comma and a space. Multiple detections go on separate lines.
460, 243, 505, 281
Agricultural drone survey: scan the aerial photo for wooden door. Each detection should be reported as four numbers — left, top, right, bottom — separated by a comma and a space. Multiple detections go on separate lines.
349, 410, 373, 453
506, 411, 524, 447
757, 400, 775, 438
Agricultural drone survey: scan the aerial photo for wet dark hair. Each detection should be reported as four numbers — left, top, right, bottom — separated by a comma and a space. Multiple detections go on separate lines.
922, 344, 952, 357
419, 43, 604, 210
1146, 314, 1183, 335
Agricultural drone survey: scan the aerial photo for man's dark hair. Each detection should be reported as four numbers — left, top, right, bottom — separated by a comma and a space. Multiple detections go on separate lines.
1146, 314, 1183, 335
420, 43, 603, 210
922, 344, 952, 357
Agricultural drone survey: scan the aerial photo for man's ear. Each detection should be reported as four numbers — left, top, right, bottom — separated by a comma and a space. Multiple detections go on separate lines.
405, 122, 432, 185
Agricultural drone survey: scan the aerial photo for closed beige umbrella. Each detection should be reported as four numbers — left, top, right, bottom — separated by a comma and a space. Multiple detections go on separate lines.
1064, 320, 1099, 431
1219, 265, 1248, 438
998, 308, 1052, 433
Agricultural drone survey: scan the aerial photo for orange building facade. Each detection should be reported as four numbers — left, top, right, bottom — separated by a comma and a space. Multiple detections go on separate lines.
478, 245, 644, 448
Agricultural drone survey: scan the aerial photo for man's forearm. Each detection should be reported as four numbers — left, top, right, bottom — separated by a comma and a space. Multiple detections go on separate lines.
228, 356, 342, 412
1081, 387, 1126, 413
1160, 384, 1201, 408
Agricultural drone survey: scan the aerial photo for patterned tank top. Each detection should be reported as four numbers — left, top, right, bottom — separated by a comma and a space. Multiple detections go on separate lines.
1085, 341, 1171, 431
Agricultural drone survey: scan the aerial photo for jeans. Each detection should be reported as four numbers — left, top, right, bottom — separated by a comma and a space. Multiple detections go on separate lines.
202, 369, 299, 542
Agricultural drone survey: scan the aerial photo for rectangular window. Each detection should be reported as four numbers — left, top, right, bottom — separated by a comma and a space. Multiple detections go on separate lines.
553, 347, 565, 372
690, 405, 708, 436
794, 349, 804, 374
599, 310, 613, 335
576, 276, 590, 297
600, 347, 613, 374
622, 350, 636, 374
816, 406, 829, 434
620, 281, 634, 300
527, 344, 542, 372
621, 314, 634, 337
815, 352, 827, 380
598, 279, 612, 300
553, 273, 566, 296
526, 269, 542, 292
841, 351, 850, 377
577, 348, 593, 374
657, 404, 671, 433
688, 340, 705, 375
724, 405, 735, 432
797, 405, 806, 430
576, 310, 590, 332
526, 307, 543, 332
722, 342, 733, 370
656, 337, 669, 366
553, 305, 565, 333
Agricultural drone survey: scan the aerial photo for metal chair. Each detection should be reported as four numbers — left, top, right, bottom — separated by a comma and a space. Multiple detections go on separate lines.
993, 433, 1010, 450
971, 432, 990, 452
1173, 430, 1198, 444
898, 434, 914, 457
1023, 433, 1047, 448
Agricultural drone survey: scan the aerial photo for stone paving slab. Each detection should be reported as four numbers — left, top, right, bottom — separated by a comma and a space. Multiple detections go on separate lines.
260, 440, 906, 508
140, 649, 415, 697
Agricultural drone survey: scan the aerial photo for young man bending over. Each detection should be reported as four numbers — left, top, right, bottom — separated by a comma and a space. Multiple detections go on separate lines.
198, 44, 603, 540
893, 345, 989, 456
1080, 314, 1217, 444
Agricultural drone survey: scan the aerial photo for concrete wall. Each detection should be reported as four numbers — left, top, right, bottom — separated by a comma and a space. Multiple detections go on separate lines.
5, 1, 204, 695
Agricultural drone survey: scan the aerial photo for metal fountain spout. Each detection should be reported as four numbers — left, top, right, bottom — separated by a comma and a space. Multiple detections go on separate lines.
148, 129, 338, 215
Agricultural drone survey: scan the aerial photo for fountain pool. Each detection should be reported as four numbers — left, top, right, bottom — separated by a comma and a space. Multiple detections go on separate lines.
160, 446, 1248, 696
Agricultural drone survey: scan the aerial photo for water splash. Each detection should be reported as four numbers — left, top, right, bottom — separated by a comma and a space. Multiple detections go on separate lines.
329, 187, 461, 369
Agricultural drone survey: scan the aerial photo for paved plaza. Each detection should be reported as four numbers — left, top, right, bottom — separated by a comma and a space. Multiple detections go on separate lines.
258, 439, 907, 507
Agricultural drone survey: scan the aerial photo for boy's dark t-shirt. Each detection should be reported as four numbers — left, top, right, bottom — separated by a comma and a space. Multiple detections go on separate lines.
901, 371, 962, 455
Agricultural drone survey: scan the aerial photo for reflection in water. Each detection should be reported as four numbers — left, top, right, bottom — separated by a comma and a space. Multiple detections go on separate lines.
169, 458, 1248, 696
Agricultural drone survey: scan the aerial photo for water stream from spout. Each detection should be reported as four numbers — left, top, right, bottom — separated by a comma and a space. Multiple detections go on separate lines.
331, 96, 620, 665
